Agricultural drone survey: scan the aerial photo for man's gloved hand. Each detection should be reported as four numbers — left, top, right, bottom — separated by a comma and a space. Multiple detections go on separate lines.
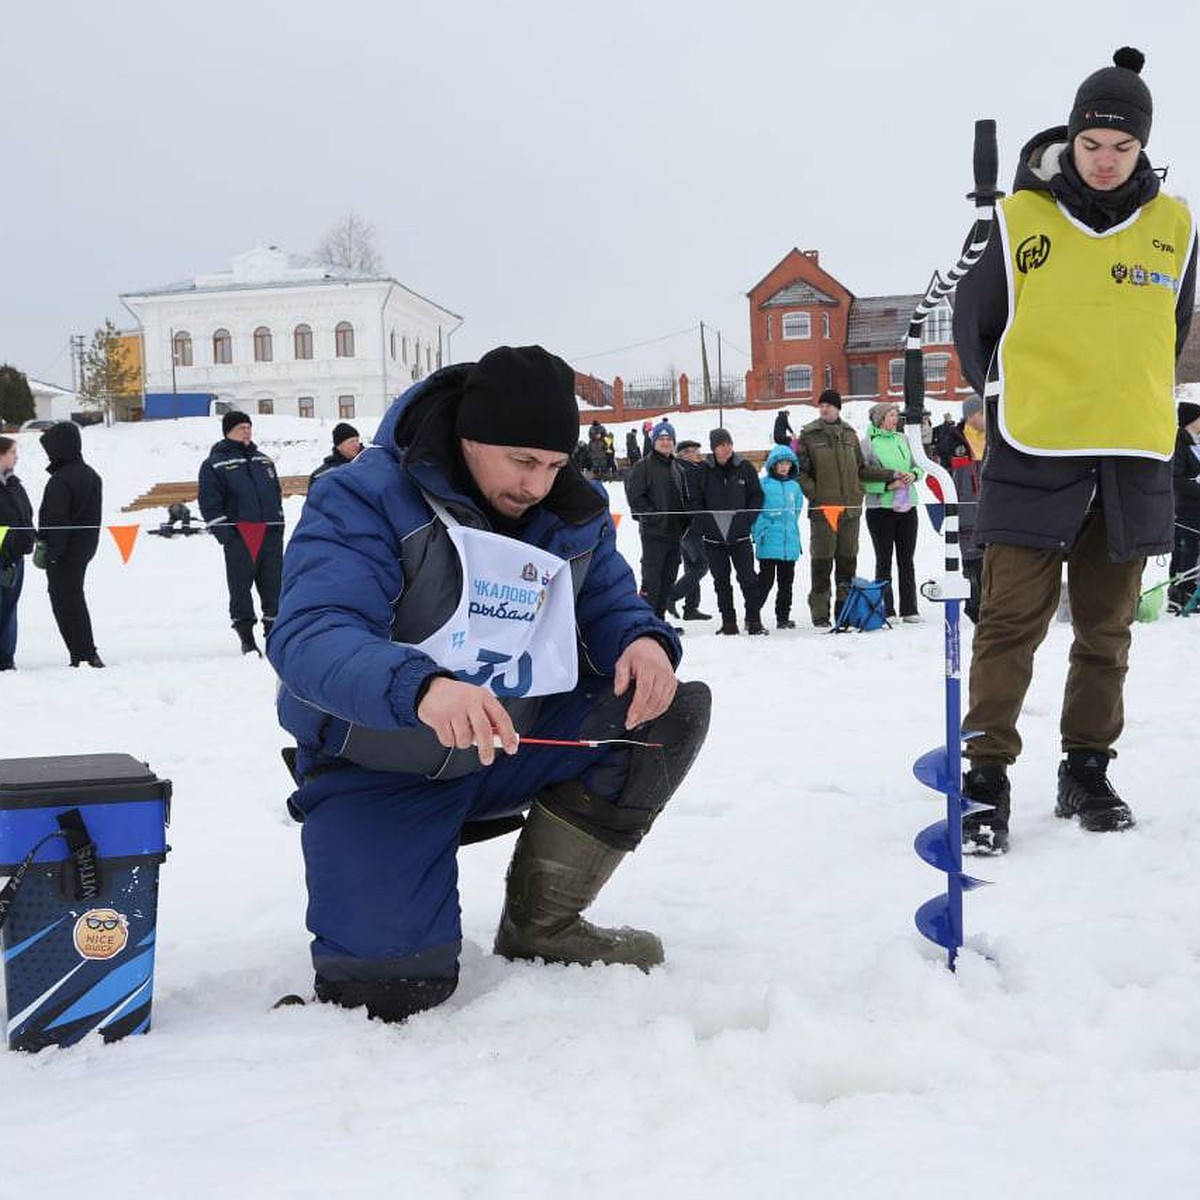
32, 541, 48, 570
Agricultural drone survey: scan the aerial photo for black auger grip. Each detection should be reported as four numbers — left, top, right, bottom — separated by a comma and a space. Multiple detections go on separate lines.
970, 118, 1000, 201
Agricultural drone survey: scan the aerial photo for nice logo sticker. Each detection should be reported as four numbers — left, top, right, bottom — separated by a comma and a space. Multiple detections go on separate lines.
73, 908, 130, 960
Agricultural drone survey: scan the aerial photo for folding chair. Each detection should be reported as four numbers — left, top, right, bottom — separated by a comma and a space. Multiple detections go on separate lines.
833, 578, 891, 632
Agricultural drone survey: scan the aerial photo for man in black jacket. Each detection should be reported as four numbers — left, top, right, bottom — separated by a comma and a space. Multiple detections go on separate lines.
0, 436, 36, 669
308, 422, 363, 488
623, 419, 687, 625
772, 409, 795, 446
37, 422, 103, 667
665, 440, 711, 620
952, 47, 1197, 853
1170, 400, 1200, 611
691, 428, 766, 635
198, 411, 285, 656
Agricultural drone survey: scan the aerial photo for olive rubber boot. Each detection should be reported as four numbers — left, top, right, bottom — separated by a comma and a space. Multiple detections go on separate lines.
494, 802, 664, 971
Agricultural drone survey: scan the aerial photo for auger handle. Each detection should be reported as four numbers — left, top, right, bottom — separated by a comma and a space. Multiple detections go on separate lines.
969, 118, 1000, 202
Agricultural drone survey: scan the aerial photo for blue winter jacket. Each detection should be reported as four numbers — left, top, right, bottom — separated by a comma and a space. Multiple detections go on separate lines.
752, 445, 803, 562
198, 437, 284, 545
268, 367, 680, 780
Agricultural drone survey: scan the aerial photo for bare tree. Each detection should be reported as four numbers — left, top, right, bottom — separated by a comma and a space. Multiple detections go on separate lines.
314, 212, 383, 273
78, 320, 137, 427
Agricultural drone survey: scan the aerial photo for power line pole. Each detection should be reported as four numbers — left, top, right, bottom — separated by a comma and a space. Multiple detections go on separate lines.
70, 334, 87, 394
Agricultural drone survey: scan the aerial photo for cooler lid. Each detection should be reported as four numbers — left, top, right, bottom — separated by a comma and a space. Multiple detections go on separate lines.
0, 754, 158, 792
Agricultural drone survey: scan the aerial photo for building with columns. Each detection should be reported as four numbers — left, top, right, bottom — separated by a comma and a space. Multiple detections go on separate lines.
121, 245, 462, 422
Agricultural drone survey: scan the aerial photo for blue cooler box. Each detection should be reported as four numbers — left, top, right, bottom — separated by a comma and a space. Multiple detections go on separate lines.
0, 754, 171, 1052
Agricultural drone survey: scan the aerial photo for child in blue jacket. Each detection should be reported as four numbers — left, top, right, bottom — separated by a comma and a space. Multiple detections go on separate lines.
752, 444, 803, 629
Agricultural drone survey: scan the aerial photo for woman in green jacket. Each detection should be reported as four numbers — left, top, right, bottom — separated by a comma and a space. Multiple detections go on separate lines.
861, 403, 922, 622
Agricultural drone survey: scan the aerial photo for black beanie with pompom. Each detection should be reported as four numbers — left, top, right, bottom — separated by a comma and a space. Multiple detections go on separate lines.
1068, 47, 1152, 146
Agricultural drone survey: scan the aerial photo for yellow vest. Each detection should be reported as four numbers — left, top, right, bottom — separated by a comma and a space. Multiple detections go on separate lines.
995, 189, 1195, 460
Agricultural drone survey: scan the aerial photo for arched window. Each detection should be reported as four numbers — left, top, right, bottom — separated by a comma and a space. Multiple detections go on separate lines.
335, 321, 355, 358
293, 324, 313, 360
783, 364, 813, 393
172, 330, 193, 367
257, 398, 274, 414
253, 326, 273, 363
213, 329, 232, 365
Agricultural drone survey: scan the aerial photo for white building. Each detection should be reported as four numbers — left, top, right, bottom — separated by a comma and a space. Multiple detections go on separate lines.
120, 245, 463, 423
26, 377, 78, 421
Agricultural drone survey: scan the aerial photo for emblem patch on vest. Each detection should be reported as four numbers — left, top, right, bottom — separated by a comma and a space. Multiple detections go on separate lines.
1015, 234, 1051, 273
1111, 262, 1128, 284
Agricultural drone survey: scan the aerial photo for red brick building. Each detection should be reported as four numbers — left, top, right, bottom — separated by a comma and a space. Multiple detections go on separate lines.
746, 248, 974, 408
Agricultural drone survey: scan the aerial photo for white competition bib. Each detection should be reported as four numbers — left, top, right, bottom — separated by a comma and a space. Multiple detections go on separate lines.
413, 524, 578, 698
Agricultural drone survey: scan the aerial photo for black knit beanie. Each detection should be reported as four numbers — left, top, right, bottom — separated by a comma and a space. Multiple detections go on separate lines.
332, 422, 359, 447
222, 410, 251, 436
454, 346, 579, 454
1068, 47, 1152, 146
1179, 401, 1200, 428
817, 388, 843, 410
709, 427, 733, 449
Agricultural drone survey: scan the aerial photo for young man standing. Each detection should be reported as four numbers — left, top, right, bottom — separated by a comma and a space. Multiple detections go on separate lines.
953, 47, 1197, 853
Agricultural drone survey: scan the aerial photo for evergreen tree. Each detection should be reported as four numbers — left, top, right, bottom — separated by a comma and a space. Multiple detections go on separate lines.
78, 320, 136, 426
0, 364, 36, 426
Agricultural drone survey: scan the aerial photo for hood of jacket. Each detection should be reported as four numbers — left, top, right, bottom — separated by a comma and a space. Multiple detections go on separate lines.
40, 421, 82, 469
763, 444, 799, 476
379, 365, 605, 528
1013, 125, 1160, 232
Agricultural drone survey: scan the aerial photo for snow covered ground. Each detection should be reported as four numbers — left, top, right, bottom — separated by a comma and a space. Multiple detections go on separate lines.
2, 408, 1199, 1199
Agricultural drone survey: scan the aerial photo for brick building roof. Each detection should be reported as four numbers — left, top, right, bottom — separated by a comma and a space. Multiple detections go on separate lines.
845, 293, 925, 354
761, 280, 840, 308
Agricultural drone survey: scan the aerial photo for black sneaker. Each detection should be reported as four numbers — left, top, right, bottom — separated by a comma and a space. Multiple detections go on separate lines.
962, 762, 1011, 855
776, 618, 796, 629
1055, 751, 1135, 832
715, 618, 739, 635
745, 618, 769, 636
682, 608, 712, 620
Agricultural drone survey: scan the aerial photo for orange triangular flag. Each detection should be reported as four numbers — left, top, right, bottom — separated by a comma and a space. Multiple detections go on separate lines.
822, 505, 844, 532
237, 521, 267, 563
0, 526, 9, 554
612, 512, 622, 530
107, 524, 140, 563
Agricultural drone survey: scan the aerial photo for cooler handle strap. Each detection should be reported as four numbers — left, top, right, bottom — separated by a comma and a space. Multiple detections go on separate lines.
57, 808, 102, 903
0, 808, 101, 932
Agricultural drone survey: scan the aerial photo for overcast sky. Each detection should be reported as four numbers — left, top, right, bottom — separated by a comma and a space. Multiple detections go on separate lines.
3, 0, 1195, 390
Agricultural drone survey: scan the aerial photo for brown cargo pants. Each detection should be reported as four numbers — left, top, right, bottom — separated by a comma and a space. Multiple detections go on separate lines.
964, 511, 1144, 766
808, 508, 861, 625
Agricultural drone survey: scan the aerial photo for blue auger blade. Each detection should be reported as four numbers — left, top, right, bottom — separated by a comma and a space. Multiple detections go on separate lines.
913, 745, 954, 793
914, 819, 955, 872
915, 894, 958, 950
915, 821, 995, 883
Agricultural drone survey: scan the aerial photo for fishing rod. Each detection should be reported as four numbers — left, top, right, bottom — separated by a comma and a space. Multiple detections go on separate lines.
905, 119, 1003, 970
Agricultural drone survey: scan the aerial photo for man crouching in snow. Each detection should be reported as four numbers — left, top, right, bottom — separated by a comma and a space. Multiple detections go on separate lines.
269, 345, 711, 1023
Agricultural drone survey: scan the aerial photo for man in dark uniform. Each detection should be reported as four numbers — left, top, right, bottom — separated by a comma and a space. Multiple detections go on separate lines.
198, 411, 285, 656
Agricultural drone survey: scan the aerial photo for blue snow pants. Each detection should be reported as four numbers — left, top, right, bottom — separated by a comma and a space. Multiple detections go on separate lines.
289, 676, 640, 985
